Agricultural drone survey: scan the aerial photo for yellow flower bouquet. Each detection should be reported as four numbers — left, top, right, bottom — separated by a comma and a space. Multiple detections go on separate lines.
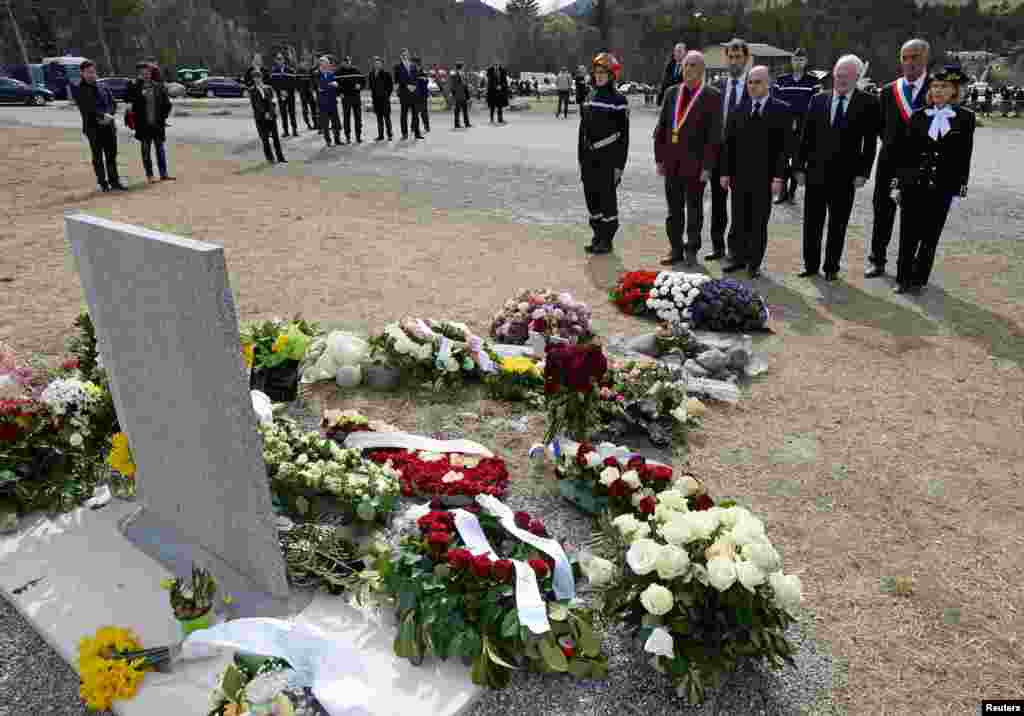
77, 626, 170, 711
485, 355, 544, 402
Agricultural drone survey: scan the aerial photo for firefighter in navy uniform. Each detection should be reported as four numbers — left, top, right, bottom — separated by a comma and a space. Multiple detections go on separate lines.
578, 52, 629, 255
771, 48, 820, 204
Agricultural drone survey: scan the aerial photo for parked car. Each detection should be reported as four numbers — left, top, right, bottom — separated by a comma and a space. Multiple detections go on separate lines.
186, 77, 246, 98
97, 77, 132, 100
0, 76, 55, 105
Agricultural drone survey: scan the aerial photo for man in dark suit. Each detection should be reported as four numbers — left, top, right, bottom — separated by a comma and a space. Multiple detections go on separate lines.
412, 56, 431, 133
249, 70, 286, 163
718, 66, 790, 278
74, 60, 124, 192
653, 51, 722, 267
449, 61, 472, 129
393, 48, 421, 140
297, 59, 318, 131
708, 38, 751, 262
866, 38, 931, 278
337, 55, 364, 143
369, 56, 394, 141
316, 55, 343, 147
269, 52, 299, 137
794, 54, 880, 281
657, 42, 686, 107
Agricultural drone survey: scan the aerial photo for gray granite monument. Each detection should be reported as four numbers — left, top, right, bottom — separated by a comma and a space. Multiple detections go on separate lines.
65, 214, 295, 616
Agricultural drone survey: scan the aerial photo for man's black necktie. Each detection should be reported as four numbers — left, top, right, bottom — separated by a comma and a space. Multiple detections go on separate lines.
752, 102, 761, 119
833, 95, 846, 129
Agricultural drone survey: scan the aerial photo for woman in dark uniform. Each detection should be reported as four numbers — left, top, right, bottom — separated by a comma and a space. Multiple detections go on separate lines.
578, 53, 629, 255
894, 65, 975, 294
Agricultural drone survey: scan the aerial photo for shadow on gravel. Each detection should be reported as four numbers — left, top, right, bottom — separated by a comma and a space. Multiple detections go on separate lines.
814, 278, 938, 338
755, 277, 832, 337
585, 252, 627, 293
911, 287, 1024, 366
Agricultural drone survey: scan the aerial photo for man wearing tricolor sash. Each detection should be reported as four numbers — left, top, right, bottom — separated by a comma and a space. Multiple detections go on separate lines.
653, 51, 722, 267
867, 38, 931, 279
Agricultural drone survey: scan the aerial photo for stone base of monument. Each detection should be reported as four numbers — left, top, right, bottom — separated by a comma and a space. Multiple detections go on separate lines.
0, 501, 482, 716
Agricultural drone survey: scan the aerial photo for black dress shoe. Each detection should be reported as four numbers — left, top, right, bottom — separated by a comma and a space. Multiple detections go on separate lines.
722, 263, 746, 273
110, 183, 127, 191
277, 158, 288, 163
375, 135, 385, 141
797, 269, 818, 278
415, 134, 424, 140
705, 252, 725, 261
401, 134, 409, 140
99, 184, 110, 192
659, 254, 683, 266
864, 266, 885, 278
825, 272, 838, 281
591, 241, 612, 255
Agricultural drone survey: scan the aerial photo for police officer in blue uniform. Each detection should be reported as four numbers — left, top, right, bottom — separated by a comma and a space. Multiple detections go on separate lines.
771, 48, 820, 204
578, 52, 630, 255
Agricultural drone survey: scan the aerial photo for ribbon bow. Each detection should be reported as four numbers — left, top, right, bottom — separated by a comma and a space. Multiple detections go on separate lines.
925, 106, 955, 140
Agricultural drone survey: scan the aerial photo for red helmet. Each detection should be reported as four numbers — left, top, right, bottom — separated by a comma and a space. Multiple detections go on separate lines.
592, 52, 622, 80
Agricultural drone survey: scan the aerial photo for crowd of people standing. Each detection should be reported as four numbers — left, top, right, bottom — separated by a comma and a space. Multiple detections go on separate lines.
577, 37, 974, 295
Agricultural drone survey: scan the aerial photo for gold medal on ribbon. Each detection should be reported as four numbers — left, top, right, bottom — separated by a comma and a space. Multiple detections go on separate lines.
671, 130, 679, 144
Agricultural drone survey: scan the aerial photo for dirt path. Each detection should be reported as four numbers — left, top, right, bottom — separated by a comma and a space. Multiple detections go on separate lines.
2, 126, 1023, 714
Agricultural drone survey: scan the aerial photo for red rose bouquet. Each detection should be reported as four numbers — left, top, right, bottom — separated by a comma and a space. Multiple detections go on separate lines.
543, 342, 607, 443
366, 449, 510, 501
609, 271, 659, 316
376, 501, 607, 688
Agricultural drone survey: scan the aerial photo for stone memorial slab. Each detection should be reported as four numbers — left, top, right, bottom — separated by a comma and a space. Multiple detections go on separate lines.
65, 214, 291, 615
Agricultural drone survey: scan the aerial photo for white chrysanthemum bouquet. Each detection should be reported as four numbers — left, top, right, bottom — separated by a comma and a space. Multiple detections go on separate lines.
594, 491, 802, 704
644, 272, 712, 325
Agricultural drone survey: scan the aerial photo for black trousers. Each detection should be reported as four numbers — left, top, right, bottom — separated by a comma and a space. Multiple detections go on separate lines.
710, 165, 732, 255
342, 95, 362, 140
373, 98, 393, 138
802, 181, 856, 274
85, 125, 119, 188
489, 104, 504, 123
869, 156, 899, 268
417, 98, 430, 131
275, 89, 297, 135
557, 91, 570, 117
299, 88, 318, 128
256, 118, 284, 161
781, 119, 804, 199
453, 100, 469, 127
729, 181, 772, 270
582, 162, 619, 240
399, 99, 420, 137
320, 107, 341, 143
897, 188, 953, 287
664, 175, 706, 256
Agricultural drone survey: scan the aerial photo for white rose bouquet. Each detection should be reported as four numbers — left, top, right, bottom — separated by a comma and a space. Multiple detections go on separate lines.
259, 417, 400, 523
598, 492, 802, 704
645, 272, 712, 326
367, 317, 498, 392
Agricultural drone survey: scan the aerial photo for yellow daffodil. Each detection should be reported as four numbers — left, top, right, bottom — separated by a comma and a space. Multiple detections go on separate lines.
106, 432, 136, 477
77, 626, 148, 711
242, 342, 255, 368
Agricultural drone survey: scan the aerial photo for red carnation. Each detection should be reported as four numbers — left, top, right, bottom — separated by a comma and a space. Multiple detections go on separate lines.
639, 496, 657, 514
575, 443, 595, 468
641, 464, 674, 482
61, 357, 80, 372
514, 511, 532, 529
693, 494, 715, 511
492, 559, 515, 583
446, 548, 473, 570
0, 423, 18, 442
603, 457, 619, 468
471, 553, 493, 579
428, 531, 452, 548
608, 479, 631, 498
528, 519, 548, 538
627, 455, 646, 470
528, 559, 549, 579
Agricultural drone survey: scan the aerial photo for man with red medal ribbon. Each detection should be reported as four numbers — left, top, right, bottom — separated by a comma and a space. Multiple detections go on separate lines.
867, 38, 931, 278
654, 51, 722, 266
